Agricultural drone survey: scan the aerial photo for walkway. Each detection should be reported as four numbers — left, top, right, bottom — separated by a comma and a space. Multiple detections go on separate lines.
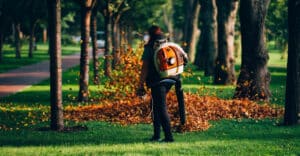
0, 53, 83, 98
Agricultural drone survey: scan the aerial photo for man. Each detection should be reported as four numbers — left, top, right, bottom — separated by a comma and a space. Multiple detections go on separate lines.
137, 25, 177, 142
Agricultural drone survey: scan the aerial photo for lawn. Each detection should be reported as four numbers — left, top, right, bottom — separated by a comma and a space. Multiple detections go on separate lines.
0, 44, 299, 155
0, 43, 80, 73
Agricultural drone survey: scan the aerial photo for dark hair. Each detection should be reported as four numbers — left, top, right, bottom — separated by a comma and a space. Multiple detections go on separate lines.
148, 25, 163, 37
147, 25, 164, 45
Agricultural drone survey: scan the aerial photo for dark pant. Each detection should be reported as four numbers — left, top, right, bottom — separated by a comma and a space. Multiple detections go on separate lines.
151, 82, 173, 140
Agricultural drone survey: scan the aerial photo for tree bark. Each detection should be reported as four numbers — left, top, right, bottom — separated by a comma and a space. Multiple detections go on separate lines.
104, 6, 112, 77
47, 0, 64, 131
182, 0, 200, 62
163, 0, 174, 41
214, 0, 238, 85
78, 0, 95, 102
0, 32, 3, 62
0, 17, 3, 63
234, 0, 271, 101
91, 5, 99, 85
29, 20, 37, 58
13, 22, 21, 59
112, 19, 120, 69
284, 0, 300, 125
194, 0, 218, 76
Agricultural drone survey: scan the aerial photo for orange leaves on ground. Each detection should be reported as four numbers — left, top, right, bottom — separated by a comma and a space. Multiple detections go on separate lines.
65, 92, 283, 132
64, 42, 283, 132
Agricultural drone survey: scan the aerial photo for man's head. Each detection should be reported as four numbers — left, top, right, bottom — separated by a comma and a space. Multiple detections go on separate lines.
148, 25, 162, 38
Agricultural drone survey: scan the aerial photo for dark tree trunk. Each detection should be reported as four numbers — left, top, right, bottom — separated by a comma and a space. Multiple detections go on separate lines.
194, 0, 218, 76
91, 5, 99, 85
0, 19, 3, 62
29, 20, 37, 58
47, 0, 64, 131
0, 2, 4, 62
234, 0, 271, 101
214, 0, 238, 85
0, 33, 3, 62
14, 22, 21, 59
284, 0, 300, 125
112, 21, 121, 69
126, 25, 133, 46
78, 0, 94, 102
104, 9, 112, 77
182, 0, 200, 62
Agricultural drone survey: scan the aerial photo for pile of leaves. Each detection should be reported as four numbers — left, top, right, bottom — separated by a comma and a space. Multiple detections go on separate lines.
64, 42, 283, 132
65, 92, 283, 132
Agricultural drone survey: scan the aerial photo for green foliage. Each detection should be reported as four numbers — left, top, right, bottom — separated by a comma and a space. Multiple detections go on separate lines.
122, 0, 166, 32
266, 0, 288, 49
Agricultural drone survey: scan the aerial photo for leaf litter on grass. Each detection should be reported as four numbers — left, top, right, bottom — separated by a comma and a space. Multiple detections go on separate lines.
0, 42, 284, 132
64, 92, 283, 132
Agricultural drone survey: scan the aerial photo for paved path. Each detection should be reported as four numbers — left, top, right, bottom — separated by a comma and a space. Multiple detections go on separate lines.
0, 53, 83, 98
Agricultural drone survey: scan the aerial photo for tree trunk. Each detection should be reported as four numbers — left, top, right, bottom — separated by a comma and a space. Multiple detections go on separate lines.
29, 20, 37, 58
163, 0, 174, 41
91, 6, 99, 85
234, 0, 271, 101
214, 0, 238, 85
194, 0, 218, 76
14, 22, 21, 59
126, 25, 133, 46
284, 0, 300, 125
0, 33, 3, 62
78, 0, 94, 102
0, 18, 3, 62
112, 21, 121, 69
104, 9, 112, 77
43, 28, 47, 43
47, 0, 64, 131
182, 0, 200, 62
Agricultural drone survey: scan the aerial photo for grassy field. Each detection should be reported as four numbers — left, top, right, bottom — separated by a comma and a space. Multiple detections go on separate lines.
0, 43, 80, 73
0, 44, 299, 155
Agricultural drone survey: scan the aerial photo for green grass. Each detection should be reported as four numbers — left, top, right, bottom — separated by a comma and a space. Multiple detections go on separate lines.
0, 44, 299, 155
0, 120, 299, 155
0, 43, 80, 73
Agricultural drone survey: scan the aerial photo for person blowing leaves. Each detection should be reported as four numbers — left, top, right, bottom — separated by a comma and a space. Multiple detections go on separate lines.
137, 25, 188, 142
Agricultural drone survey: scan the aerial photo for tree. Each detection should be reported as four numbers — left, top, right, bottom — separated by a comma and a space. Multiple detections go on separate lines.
111, 0, 129, 68
182, 0, 200, 62
13, 22, 21, 58
194, 0, 218, 76
0, 0, 4, 62
99, 0, 113, 77
91, 2, 99, 85
234, 0, 271, 101
27, 0, 47, 58
284, 0, 300, 125
266, 0, 288, 59
47, 0, 64, 131
6, 0, 27, 59
78, 0, 96, 102
214, 0, 238, 85
162, 0, 174, 41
